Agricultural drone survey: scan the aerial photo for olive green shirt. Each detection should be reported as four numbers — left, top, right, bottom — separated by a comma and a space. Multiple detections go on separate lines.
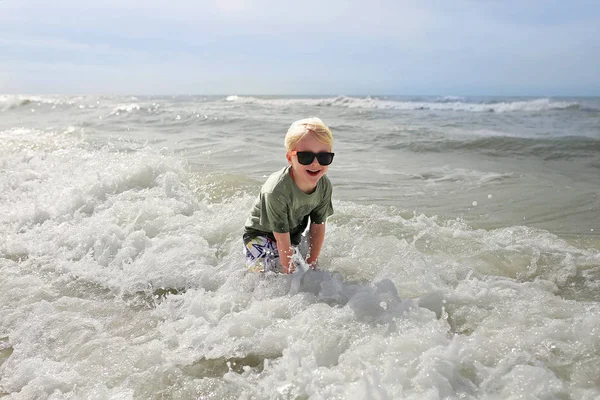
244, 166, 334, 245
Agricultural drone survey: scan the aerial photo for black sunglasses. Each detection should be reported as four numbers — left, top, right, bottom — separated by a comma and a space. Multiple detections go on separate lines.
291, 151, 335, 166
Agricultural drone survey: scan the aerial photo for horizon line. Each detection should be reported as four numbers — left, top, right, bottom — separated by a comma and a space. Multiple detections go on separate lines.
3, 92, 600, 98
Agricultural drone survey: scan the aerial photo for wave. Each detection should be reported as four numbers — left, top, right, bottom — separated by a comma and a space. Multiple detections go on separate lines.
224, 95, 587, 113
2, 124, 600, 399
2, 95, 593, 115
0, 95, 153, 114
108, 103, 142, 115
411, 167, 514, 184
435, 95, 466, 103
0, 95, 68, 111
389, 135, 600, 160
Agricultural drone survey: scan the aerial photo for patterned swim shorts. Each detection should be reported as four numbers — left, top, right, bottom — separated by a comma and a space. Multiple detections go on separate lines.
244, 235, 282, 273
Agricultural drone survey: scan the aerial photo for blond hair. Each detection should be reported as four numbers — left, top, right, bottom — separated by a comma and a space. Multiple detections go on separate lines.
284, 117, 333, 151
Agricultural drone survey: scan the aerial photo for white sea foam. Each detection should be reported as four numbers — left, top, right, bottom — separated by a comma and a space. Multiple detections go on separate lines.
1, 125, 599, 398
109, 103, 141, 115
436, 95, 466, 102
225, 95, 579, 113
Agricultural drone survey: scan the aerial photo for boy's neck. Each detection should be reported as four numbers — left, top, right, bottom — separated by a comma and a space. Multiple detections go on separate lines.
289, 168, 318, 194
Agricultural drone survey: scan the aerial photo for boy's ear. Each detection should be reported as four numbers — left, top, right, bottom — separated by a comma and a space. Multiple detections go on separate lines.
286, 152, 293, 164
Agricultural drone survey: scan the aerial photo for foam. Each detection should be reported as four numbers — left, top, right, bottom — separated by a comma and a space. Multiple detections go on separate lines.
108, 103, 141, 115
224, 95, 581, 113
1, 127, 599, 398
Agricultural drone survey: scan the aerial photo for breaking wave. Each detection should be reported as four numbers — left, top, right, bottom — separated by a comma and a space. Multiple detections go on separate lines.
0, 95, 68, 111
225, 95, 586, 113
389, 135, 600, 161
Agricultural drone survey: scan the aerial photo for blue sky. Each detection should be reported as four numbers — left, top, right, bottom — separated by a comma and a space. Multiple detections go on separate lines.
1, 0, 599, 95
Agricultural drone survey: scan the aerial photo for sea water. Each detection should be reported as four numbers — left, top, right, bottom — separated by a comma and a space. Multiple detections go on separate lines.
1, 95, 599, 399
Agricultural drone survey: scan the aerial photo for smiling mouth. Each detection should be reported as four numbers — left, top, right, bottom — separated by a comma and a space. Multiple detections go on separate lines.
306, 169, 321, 177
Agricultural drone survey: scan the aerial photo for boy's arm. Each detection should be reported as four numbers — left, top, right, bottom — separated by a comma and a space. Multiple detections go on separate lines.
273, 231, 295, 274
306, 223, 326, 269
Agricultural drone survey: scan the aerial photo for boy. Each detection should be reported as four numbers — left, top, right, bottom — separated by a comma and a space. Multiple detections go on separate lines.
243, 117, 334, 274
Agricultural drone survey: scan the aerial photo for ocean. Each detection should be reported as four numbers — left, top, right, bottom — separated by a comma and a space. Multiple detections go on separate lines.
1, 94, 599, 399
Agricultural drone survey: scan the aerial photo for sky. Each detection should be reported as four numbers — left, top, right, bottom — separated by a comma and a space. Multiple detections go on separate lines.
1, 0, 599, 95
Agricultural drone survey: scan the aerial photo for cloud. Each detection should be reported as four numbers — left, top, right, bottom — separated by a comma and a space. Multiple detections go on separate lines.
1, 0, 598, 94
1, 0, 436, 38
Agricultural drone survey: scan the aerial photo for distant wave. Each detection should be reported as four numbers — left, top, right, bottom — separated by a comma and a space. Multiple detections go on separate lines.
388, 136, 600, 161
109, 103, 141, 115
435, 96, 466, 103
412, 167, 514, 184
0, 95, 67, 111
225, 95, 586, 113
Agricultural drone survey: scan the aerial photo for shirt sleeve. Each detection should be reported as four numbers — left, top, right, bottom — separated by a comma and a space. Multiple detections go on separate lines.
310, 180, 333, 224
260, 192, 290, 233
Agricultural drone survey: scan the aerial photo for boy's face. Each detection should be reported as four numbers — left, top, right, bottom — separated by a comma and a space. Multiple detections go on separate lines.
286, 132, 331, 190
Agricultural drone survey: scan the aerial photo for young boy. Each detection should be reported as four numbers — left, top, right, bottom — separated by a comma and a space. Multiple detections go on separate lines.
243, 117, 334, 274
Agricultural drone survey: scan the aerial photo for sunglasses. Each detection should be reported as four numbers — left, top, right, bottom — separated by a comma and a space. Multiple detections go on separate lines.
290, 151, 335, 166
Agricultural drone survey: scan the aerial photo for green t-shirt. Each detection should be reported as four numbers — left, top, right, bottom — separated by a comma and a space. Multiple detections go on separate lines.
244, 166, 334, 245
